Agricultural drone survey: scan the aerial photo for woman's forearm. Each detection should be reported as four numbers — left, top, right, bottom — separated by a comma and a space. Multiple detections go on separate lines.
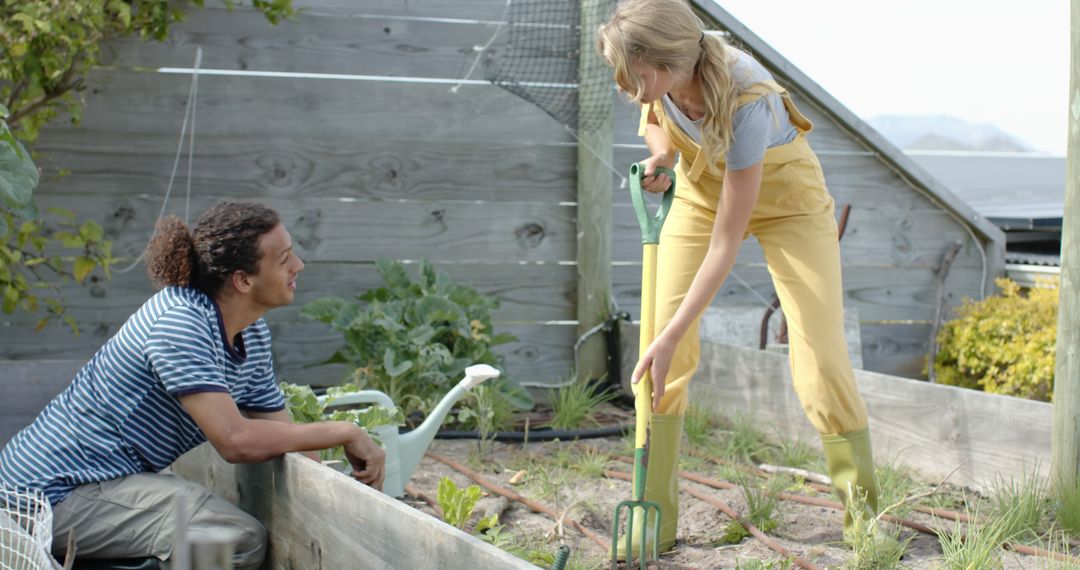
644, 123, 676, 163
655, 163, 763, 346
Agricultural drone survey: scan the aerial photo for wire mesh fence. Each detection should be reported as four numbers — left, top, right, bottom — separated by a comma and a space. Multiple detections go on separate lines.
1, 486, 57, 570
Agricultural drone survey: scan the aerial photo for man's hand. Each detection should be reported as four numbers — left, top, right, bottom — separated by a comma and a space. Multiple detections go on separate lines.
344, 428, 386, 491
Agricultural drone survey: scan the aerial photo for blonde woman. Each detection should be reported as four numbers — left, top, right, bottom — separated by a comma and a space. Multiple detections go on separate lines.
599, 0, 877, 555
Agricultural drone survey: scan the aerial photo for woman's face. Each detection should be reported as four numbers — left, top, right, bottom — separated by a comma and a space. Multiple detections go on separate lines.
629, 60, 677, 103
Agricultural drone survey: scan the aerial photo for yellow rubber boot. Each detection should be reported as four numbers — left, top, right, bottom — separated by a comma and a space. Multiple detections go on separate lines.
821, 428, 879, 537
616, 413, 683, 560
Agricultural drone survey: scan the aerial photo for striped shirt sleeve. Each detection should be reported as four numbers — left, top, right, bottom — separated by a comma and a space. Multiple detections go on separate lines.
145, 305, 229, 397
236, 354, 286, 412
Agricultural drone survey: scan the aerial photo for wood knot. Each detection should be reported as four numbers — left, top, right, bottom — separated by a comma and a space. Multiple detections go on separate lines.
515, 222, 545, 249
294, 209, 322, 251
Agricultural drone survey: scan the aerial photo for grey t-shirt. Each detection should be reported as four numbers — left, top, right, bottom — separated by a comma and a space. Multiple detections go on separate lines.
660, 48, 798, 170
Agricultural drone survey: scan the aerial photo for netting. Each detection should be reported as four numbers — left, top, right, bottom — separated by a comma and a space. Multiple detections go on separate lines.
0, 487, 57, 570
483, 0, 618, 132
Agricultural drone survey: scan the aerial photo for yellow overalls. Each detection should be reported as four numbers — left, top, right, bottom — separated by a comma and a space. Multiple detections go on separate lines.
624, 81, 878, 554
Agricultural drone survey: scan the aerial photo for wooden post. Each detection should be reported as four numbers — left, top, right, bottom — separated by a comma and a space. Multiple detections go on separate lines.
1052, 0, 1080, 491
576, 0, 615, 382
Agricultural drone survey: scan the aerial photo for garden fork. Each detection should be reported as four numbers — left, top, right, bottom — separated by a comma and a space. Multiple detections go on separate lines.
612, 162, 675, 569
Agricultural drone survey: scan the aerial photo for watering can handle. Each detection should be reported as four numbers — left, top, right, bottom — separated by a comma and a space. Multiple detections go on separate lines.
318, 390, 397, 411
629, 163, 676, 245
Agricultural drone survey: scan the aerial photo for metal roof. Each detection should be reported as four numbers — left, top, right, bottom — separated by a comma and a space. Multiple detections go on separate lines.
906, 152, 1065, 229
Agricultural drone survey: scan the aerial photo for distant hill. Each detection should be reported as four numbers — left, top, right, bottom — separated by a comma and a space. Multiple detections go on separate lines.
867, 115, 1032, 152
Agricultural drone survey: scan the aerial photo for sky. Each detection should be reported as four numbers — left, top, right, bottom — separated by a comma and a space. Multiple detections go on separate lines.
715, 0, 1070, 155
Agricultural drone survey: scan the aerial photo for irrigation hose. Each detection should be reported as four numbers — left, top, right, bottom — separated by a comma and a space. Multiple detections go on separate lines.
429, 423, 633, 442
549, 545, 571, 570
604, 470, 822, 570
411, 449, 1080, 566
611, 457, 1080, 566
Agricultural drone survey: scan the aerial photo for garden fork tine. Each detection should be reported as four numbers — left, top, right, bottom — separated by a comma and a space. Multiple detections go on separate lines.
611, 162, 675, 570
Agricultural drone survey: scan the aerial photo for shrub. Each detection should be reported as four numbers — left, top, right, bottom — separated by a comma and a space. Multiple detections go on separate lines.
302, 259, 533, 426
933, 277, 1057, 401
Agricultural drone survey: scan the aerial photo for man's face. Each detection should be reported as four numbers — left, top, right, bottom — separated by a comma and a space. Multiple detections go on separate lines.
248, 223, 304, 309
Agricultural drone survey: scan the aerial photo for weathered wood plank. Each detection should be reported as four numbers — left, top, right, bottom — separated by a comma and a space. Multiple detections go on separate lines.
102, 8, 576, 80
611, 263, 983, 323
290, 0, 557, 21
860, 323, 932, 380
34, 195, 576, 263
693, 341, 1051, 489
172, 445, 539, 569
0, 360, 83, 444
0, 321, 574, 389
65, 69, 572, 144
33, 131, 577, 203
0, 262, 578, 327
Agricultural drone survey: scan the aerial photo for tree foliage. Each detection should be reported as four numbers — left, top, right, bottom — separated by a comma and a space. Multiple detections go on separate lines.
0, 0, 294, 330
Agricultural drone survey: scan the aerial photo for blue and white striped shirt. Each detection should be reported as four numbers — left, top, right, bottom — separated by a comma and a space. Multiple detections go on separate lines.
0, 287, 285, 505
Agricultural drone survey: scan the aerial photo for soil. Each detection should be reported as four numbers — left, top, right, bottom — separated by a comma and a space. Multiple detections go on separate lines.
404, 437, 1067, 570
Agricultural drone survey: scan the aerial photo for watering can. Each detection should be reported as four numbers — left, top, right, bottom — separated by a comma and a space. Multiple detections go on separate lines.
318, 364, 501, 498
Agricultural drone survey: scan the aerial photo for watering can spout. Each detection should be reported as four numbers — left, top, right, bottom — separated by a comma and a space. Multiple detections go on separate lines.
397, 364, 501, 487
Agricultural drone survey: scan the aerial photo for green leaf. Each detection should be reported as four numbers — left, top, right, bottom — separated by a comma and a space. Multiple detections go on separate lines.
56, 232, 84, 249
73, 257, 95, 283
304, 350, 349, 368
0, 129, 39, 212
300, 296, 348, 323
79, 221, 104, 242
3, 285, 19, 313
107, 0, 132, 27
383, 348, 413, 378
436, 476, 484, 530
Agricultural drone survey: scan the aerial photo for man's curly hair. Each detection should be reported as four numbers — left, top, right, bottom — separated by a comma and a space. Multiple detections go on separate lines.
144, 202, 281, 294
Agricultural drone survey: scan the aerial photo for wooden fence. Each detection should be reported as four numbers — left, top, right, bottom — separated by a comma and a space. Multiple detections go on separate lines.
0, 0, 1002, 387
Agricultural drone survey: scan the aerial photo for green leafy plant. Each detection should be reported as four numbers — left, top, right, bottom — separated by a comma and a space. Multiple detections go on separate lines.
1, 1, 294, 331
436, 476, 485, 530
302, 259, 533, 427
280, 382, 403, 463
545, 377, 615, 430
933, 277, 1058, 401
1, 0, 295, 144
0, 106, 112, 330
455, 383, 518, 439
